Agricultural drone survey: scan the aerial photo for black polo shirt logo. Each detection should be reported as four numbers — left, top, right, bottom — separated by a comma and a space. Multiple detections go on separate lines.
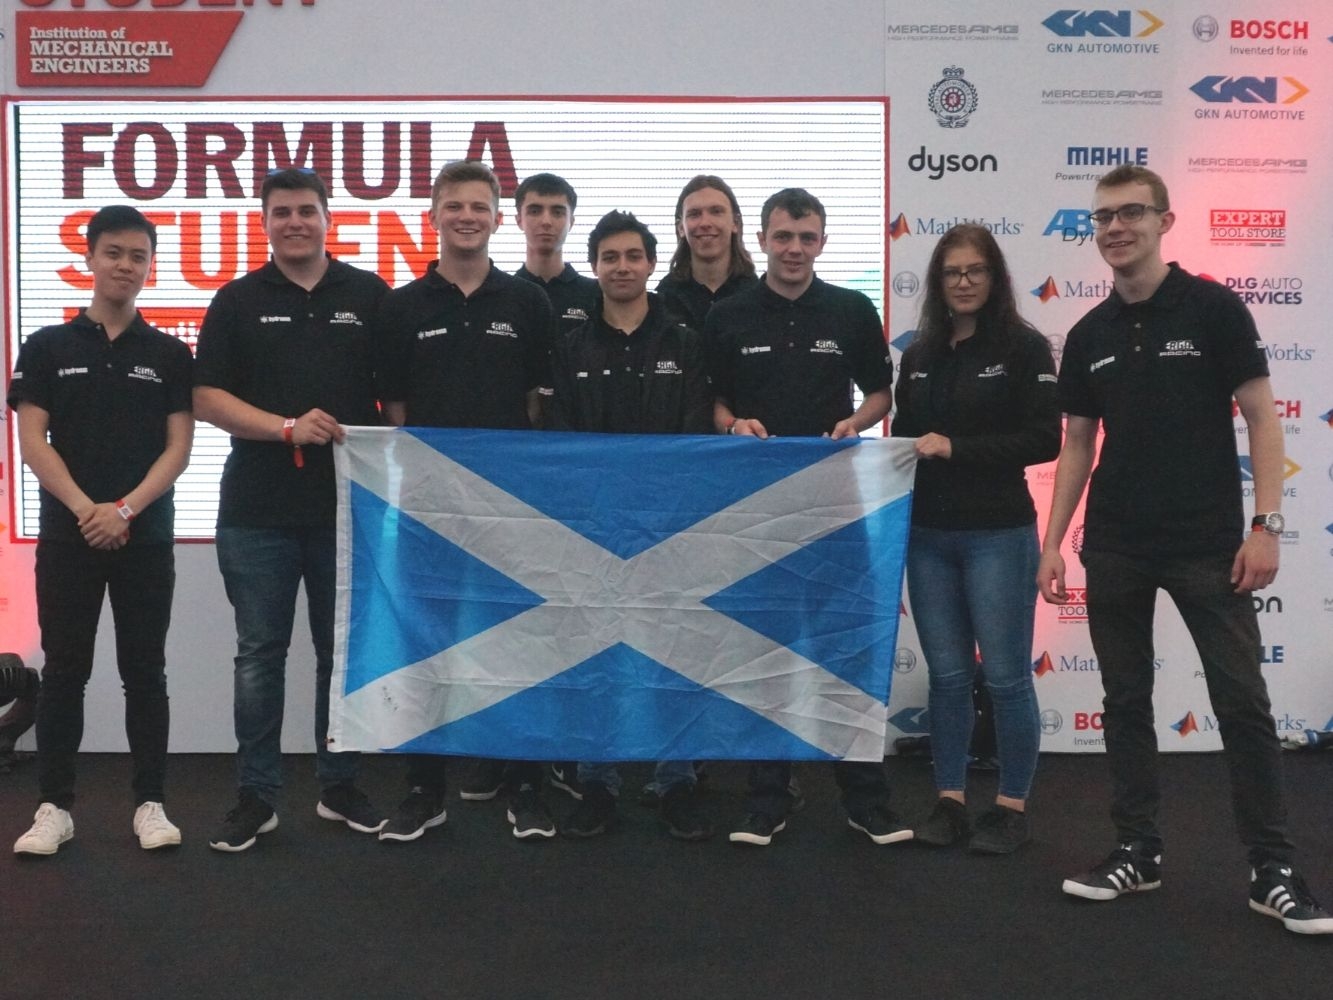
129, 365, 162, 383
741, 345, 771, 356
655, 360, 682, 376
1090, 355, 1116, 373
1160, 339, 1201, 358
259, 315, 292, 324
330, 311, 364, 326
811, 339, 843, 355
486, 321, 517, 339
564, 307, 589, 322
909, 371, 928, 380
57, 366, 89, 377
977, 363, 1007, 379
418, 326, 448, 340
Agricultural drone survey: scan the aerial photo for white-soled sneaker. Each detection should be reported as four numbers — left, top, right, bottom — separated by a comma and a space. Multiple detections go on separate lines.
133, 801, 182, 850
14, 803, 74, 856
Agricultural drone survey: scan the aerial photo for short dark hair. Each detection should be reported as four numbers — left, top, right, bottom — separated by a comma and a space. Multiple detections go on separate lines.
261, 167, 330, 214
588, 211, 657, 265
86, 205, 157, 255
667, 174, 756, 283
515, 173, 577, 213
760, 188, 826, 232
432, 160, 500, 210
1096, 165, 1170, 211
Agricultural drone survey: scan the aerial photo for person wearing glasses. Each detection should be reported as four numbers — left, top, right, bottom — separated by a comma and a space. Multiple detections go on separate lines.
1038, 165, 1331, 934
891, 224, 1060, 855
195, 168, 390, 852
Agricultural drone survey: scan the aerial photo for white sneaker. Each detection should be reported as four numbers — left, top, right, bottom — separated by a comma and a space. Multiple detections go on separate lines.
14, 803, 74, 856
133, 801, 181, 850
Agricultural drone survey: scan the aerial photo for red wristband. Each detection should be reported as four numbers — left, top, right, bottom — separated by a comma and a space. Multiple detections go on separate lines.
115, 498, 135, 522
282, 417, 296, 444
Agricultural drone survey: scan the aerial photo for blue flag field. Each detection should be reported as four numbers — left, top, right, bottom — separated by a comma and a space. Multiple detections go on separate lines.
329, 427, 915, 762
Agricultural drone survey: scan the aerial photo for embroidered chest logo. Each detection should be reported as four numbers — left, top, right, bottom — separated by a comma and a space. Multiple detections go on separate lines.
418, 326, 448, 341
486, 321, 517, 339
57, 366, 89, 377
655, 360, 682, 375
259, 315, 292, 324
128, 365, 162, 383
564, 308, 589, 322
1090, 355, 1116, 372
1160, 339, 1201, 358
741, 345, 772, 356
909, 371, 929, 380
330, 311, 363, 326
811, 339, 843, 356
977, 363, 1007, 378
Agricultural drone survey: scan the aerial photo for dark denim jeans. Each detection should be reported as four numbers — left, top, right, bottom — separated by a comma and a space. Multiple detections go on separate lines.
216, 526, 359, 806
906, 524, 1041, 799
1082, 547, 1292, 866
34, 540, 174, 809
747, 761, 890, 821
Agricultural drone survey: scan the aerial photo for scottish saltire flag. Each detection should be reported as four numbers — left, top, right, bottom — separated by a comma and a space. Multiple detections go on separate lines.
329, 427, 916, 762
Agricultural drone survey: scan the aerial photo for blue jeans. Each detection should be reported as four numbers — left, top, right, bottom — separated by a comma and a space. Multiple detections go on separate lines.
578, 760, 696, 796
216, 526, 359, 805
1082, 547, 1292, 866
906, 524, 1041, 800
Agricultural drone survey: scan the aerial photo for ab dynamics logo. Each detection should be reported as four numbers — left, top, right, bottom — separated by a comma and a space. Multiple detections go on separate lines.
1044, 209, 1095, 246
1042, 9, 1164, 53
927, 66, 980, 127
1190, 75, 1308, 120
1209, 209, 1286, 247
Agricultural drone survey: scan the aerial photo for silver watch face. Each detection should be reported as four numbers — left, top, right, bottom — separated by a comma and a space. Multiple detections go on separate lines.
1262, 512, 1285, 535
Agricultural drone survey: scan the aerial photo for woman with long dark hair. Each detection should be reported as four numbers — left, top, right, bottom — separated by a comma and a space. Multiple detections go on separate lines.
892, 224, 1061, 853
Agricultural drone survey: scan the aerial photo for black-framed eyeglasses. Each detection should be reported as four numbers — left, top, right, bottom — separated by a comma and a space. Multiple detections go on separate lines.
941, 265, 991, 287
266, 166, 319, 177
1089, 203, 1165, 228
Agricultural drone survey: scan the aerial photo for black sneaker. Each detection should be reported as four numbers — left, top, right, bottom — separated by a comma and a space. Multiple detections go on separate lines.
316, 783, 386, 834
1249, 862, 1333, 935
547, 763, 585, 801
729, 812, 786, 846
562, 783, 617, 838
209, 791, 278, 853
506, 789, 556, 840
1062, 843, 1162, 900
660, 783, 713, 841
378, 787, 447, 843
458, 759, 508, 801
968, 805, 1029, 855
847, 804, 914, 845
915, 798, 970, 847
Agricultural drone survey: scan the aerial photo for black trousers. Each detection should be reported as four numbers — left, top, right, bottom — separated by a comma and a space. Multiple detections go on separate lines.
34, 540, 175, 810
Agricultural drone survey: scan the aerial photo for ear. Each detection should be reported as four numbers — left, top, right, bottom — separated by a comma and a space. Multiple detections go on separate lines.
1158, 210, 1175, 236
756, 228, 767, 252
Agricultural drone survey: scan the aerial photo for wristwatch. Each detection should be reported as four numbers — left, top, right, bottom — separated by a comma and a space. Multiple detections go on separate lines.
1251, 512, 1284, 536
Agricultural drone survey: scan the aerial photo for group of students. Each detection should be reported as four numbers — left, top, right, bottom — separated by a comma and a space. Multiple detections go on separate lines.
7, 158, 1330, 935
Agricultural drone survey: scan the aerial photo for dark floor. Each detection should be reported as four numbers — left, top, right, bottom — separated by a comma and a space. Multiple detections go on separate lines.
1, 751, 1330, 1000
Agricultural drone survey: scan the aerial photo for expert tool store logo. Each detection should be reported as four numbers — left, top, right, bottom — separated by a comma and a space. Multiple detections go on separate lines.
1209, 209, 1286, 247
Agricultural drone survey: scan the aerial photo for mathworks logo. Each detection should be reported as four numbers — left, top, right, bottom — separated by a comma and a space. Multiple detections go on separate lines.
1032, 651, 1055, 677
1031, 275, 1114, 302
1321, 407, 1333, 428
893, 214, 1023, 237
889, 213, 911, 240
1208, 209, 1286, 247
1042, 10, 1164, 51
1172, 711, 1202, 736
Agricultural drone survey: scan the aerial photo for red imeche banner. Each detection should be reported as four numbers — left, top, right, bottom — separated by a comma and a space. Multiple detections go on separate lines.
16, 12, 242, 87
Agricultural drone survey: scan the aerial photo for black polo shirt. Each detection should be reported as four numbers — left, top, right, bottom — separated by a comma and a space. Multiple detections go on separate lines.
656, 271, 759, 331
376, 261, 552, 428
195, 257, 389, 529
1058, 263, 1269, 557
550, 294, 713, 435
516, 263, 599, 336
706, 275, 893, 438
7, 310, 192, 544
891, 321, 1060, 530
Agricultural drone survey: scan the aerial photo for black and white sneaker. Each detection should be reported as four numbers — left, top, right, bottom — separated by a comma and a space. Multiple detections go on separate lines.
507, 789, 556, 840
547, 763, 585, 801
846, 804, 913, 845
379, 787, 447, 843
1062, 843, 1162, 900
1249, 862, 1333, 935
316, 783, 386, 834
729, 813, 786, 847
458, 759, 508, 801
209, 791, 278, 853
562, 783, 617, 838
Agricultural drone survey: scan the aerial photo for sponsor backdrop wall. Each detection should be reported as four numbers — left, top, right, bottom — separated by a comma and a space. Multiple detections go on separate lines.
1, 0, 1329, 753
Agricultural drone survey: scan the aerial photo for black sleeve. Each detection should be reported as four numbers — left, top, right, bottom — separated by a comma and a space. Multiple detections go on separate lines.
888, 344, 921, 439
524, 288, 556, 395
703, 306, 736, 407
6, 331, 53, 411
373, 293, 412, 405
164, 336, 194, 414
678, 327, 715, 435
950, 330, 1062, 469
845, 292, 894, 396
193, 285, 241, 392
1057, 317, 1099, 419
547, 330, 578, 432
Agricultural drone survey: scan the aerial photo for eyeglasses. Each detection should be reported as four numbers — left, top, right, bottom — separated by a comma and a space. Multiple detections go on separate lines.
1089, 203, 1165, 228
941, 265, 991, 287
265, 166, 319, 177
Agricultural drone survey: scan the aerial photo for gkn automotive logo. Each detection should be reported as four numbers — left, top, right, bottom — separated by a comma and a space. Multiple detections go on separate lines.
1190, 75, 1309, 119
1042, 9, 1164, 38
